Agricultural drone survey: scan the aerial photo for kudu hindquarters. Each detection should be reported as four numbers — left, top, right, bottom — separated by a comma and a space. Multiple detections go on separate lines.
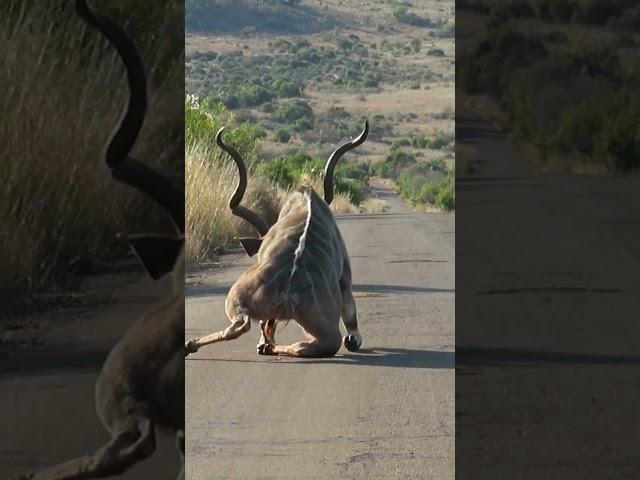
185, 121, 369, 358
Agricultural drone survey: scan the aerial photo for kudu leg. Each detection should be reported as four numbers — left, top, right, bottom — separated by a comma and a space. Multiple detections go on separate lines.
341, 288, 362, 352
261, 319, 342, 358
257, 319, 277, 354
9, 417, 155, 480
185, 315, 251, 355
264, 337, 342, 358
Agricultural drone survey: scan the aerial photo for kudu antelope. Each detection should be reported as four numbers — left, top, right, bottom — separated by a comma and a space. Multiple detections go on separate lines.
11, 1, 184, 479
185, 121, 369, 358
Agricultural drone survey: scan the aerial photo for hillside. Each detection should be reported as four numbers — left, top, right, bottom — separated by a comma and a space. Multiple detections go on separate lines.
185, 0, 455, 211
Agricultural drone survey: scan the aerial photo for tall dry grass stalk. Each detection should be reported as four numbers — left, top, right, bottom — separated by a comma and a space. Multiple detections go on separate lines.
0, 2, 183, 309
185, 142, 282, 265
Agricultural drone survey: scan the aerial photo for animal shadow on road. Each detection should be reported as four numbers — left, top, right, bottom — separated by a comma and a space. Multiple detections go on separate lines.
187, 283, 454, 298
189, 348, 454, 370
315, 347, 454, 369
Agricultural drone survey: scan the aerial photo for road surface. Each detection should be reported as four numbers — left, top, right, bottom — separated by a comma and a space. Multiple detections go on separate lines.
185, 185, 455, 479
456, 104, 640, 478
0, 273, 182, 479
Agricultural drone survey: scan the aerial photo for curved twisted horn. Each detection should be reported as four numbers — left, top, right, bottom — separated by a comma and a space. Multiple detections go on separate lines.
216, 128, 269, 236
323, 119, 369, 205
75, 0, 184, 233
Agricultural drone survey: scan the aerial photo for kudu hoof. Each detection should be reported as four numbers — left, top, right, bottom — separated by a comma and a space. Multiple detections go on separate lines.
343, 335, 361, 352
185, 340, 199, 356
257, 343, 274, 355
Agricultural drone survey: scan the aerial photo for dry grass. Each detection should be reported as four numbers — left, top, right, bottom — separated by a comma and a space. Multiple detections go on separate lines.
0, 3, 183, 310
359, 197, 388, 213
329, 195, 360, 214
411, 203, 447, 213
185, 142, 283, 264
295, 174, 360, 214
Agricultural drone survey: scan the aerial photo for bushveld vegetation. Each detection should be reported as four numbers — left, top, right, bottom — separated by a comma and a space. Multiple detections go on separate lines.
186, 0, 336, 34
389, 1, 434, 27
186, 0, 455, 219
373, 143, 455, 212
186, 12, 452, 146
458, 0, 640, 172
0, 1, 183, 312
186, 33, 438, 108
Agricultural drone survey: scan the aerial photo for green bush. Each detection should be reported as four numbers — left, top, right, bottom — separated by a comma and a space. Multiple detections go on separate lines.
274, 99, 314, 124
336, 162, 370, 182
335, 177, 367, 204
409, 131, 454, 150
391, 5, 409, 21
224, 94, 240, 109
391, 4, 432, 27
410, 38, 422, 52
361, 72, 380, 88
274, 128, 291, 143
185, 95, 225, 142
294, 118, 313, 132
270, 78, 304, 97
259, 157, 298, 188
434, 176, 455, 211
436, 20, 455, 38
259, 151, 312, 188
258, 150, 370, 204
396, 163, 454, 211
337, 38, 354, 50
185, 95, 264, 161
373, 148, 416, 179
273, 99, 313, 131
427, 132, 454, 150
238, 84, 275, 107
261, 102, 276, 113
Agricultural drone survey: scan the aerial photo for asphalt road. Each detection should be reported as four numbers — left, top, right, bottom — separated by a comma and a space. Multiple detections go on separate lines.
0, 273, 182, 480
456, 105, 640, 478
185, 184, 455, 479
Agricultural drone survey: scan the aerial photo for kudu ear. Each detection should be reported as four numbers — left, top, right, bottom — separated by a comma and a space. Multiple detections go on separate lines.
238, 237, 263, 257
124, 234, 185, 280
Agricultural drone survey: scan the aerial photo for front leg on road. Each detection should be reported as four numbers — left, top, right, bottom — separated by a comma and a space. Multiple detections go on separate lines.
185, 315, 251, 356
